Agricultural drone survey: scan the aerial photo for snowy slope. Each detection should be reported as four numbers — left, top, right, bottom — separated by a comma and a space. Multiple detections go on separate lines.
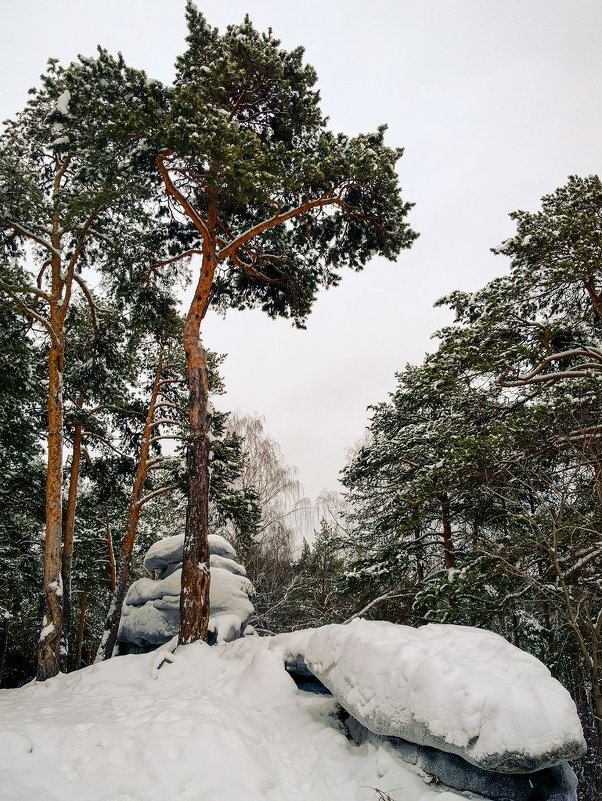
0, 639, 462, 801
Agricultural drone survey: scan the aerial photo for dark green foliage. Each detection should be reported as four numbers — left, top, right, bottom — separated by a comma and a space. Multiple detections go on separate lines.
0, 263, 46, 686
436, 175, 602, 387
152, 4, 417, 324
340, 177, 602, 798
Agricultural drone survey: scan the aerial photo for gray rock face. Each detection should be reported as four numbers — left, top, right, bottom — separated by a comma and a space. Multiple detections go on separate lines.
346, 717, 578, 801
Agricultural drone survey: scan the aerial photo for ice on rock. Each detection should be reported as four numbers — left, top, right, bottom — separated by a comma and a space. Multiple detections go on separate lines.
276, 620, 586, 774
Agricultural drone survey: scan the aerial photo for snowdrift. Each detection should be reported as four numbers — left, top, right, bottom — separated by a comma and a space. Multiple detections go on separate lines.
0, 621, 586, 801
0, 640, 467, 801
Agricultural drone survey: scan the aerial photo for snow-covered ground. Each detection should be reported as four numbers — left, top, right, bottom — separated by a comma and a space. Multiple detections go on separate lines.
0, 639, 465, 801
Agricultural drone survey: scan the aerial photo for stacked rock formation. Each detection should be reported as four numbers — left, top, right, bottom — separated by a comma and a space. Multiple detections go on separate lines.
117, 533, 255, 651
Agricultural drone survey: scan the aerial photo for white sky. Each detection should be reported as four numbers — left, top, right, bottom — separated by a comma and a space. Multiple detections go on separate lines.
2, 1, 602, 501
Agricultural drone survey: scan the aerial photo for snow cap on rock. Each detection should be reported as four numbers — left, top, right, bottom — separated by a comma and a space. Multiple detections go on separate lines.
144, 533, 237, 574
276, 620, 586, 774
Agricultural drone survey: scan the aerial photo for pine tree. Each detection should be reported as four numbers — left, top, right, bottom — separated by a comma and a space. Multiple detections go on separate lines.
0, 54, 167, 679
146, 5, 417, 643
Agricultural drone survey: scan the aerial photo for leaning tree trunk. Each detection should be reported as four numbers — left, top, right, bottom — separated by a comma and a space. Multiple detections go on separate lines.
95, 356, 163, 662
179, 237, 217, 645
60, 421, 82, 672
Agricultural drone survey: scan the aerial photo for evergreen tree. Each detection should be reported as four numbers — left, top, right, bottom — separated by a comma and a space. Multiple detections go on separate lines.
146, 5, 417, 643
0, 53, 168, 679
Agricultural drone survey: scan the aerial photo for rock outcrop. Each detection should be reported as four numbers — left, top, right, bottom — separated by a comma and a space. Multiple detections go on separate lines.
117, 534, 254, 650
276, 620, 586, 774
346, 716, 578, 801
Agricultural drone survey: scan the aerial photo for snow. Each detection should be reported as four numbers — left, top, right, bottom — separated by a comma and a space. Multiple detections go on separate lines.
0, 639, 465, 801
55, 89, 71, 116
210, 552, 247, 576
208, 534, 237, 560
268, 620, 586, 774
38, 623, 55, 643
118, 566, 254, 647
143, 533, 237, 574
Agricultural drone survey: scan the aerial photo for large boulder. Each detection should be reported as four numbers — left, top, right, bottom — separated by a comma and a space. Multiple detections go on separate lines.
118, 534, 254, 650
346, 716, 578, 801
274, 620, 586, 774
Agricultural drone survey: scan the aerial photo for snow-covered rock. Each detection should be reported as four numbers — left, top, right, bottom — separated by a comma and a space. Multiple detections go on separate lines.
118, 534, 254, 649
210, 553, 247, 576
143, 533, 238, 578
347, 717, 578, 801
273, 620, 586, 774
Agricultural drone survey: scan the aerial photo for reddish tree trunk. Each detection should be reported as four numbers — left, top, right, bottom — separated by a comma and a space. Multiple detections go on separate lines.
95, 355, 164, 661
179, 220, 217, 645
37, 307, 65, 681
37, 195, 70, 681
60, 421, 82, 672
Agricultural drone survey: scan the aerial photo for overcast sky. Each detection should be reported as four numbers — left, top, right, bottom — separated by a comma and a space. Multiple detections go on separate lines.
2, 1, 602, 502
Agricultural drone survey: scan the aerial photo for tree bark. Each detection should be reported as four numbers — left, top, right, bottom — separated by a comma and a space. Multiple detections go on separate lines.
60, 421, 82, 672
439, 493, 456, 570
37, 297, 65, 680
95, 354, 164, 662
37, 172, 70, 681
74, 584, 90, 670
179, 213, 217, 645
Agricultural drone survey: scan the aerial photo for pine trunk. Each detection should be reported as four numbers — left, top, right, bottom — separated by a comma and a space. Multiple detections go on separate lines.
60, 421, 82, 672
95, 356, 164, 662
439, 493, 455, 570
179, 229, 217, 646
37, 318, 65, 681
74, 584, 90, 670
